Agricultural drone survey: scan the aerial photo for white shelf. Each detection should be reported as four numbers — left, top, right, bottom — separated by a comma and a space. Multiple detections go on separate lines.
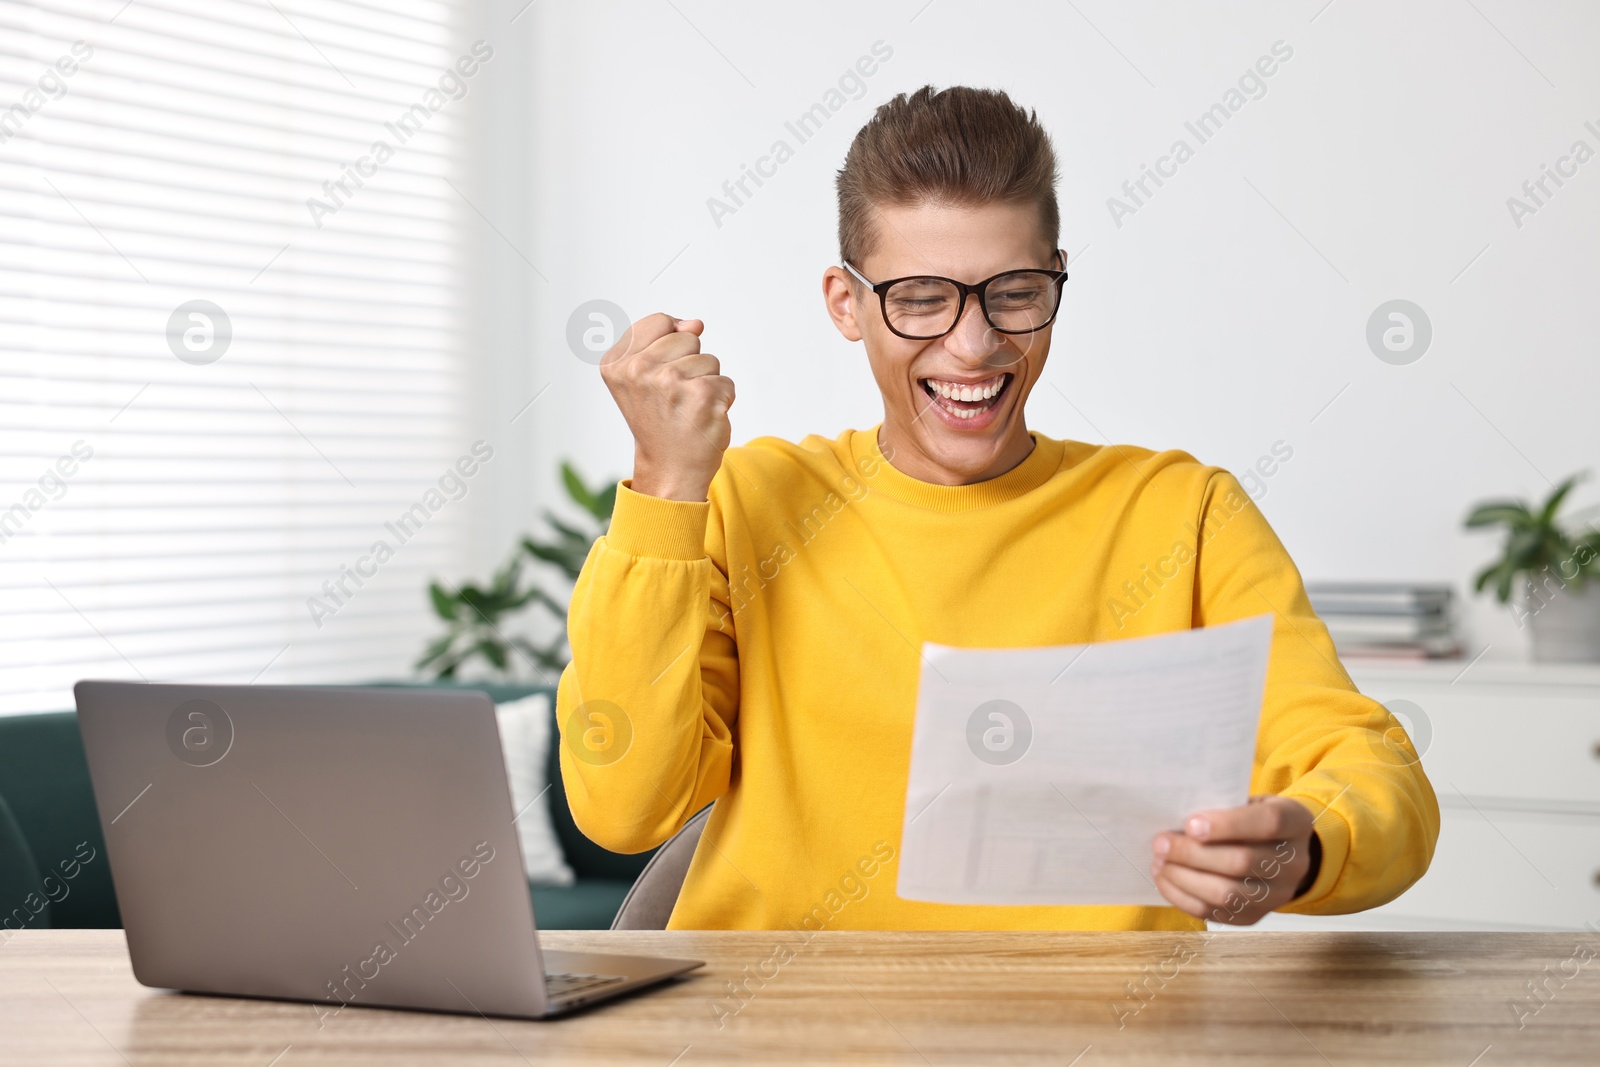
1278, 655, 1600, 930
1345, 655, 1600, 688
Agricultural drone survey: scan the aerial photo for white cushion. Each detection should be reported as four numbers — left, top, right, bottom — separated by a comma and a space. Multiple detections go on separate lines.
494, 692, 575, 886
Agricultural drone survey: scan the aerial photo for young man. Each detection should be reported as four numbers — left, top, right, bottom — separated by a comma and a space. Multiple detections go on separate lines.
557, 85, 1439, 931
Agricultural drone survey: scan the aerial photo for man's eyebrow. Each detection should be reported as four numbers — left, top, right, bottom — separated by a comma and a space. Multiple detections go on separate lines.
878, 256, 1058, 281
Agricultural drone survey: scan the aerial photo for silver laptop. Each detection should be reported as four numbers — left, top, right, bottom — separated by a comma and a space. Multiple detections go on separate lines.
73, 680, 702, 1019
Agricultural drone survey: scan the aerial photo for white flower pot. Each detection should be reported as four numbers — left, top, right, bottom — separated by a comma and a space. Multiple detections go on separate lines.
1523, 575, 1600, 663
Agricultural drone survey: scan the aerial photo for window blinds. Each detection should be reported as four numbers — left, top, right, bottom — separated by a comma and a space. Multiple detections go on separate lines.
0, 0, 474, 714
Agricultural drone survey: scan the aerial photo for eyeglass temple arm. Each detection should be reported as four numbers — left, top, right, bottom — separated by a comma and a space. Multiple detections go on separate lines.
841, 260, 873, 287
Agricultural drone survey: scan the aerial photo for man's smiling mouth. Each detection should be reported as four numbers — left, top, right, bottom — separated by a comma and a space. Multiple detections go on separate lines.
919, 372, 1012, 421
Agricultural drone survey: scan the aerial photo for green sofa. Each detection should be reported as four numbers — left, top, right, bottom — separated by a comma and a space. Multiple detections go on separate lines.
0, 682, 655, 933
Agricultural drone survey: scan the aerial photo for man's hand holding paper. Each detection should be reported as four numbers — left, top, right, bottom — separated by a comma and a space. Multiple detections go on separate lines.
1150, 793, 1318, 924
897, 613, 1317, 922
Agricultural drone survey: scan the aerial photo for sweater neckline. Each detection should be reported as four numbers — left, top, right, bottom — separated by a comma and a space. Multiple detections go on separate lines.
849, 424, 1066, 512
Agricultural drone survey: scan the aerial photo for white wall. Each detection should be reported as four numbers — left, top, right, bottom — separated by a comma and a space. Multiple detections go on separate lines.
481, 0, 1600, 661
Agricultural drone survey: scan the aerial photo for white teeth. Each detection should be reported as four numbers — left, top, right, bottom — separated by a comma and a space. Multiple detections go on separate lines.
922, 374, 1008, 418
924, 375, 1006, 402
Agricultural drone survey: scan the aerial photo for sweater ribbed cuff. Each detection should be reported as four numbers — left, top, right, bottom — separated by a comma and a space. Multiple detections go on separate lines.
604, 480, 710, 561
1277, 790, 1352, 912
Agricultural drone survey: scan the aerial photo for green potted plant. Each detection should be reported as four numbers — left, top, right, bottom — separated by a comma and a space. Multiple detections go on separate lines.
1465, 471, 1600, 662
417, 462, 617, 679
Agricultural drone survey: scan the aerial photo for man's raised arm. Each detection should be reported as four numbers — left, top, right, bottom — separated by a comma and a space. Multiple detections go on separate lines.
554, 313, 741, 853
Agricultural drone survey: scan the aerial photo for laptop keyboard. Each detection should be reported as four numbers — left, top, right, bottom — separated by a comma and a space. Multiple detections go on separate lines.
545, 971, 627, 999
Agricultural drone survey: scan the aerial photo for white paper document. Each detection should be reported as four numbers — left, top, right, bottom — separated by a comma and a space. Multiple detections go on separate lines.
896, 613, 1274, 907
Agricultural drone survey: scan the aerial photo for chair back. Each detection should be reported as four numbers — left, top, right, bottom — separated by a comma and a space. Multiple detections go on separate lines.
610, 806, 712, 930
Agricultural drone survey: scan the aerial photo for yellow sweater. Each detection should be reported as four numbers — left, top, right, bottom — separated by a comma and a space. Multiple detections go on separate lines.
555, 427, 1440, 931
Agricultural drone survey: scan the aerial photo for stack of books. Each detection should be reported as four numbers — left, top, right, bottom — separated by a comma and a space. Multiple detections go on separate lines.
1302, 581, 1463, 660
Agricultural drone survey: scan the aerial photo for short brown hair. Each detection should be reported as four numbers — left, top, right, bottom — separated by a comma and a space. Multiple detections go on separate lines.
835, 84, 1060, 272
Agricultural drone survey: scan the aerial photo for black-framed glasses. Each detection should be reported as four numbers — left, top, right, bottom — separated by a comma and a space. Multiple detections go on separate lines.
842, 249, 1068, 340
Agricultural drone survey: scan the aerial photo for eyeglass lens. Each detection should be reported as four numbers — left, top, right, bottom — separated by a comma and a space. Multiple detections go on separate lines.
884, 270, 1061, 339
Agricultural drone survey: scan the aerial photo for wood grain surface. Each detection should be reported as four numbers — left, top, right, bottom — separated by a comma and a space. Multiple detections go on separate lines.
2, 929, 1598, 1065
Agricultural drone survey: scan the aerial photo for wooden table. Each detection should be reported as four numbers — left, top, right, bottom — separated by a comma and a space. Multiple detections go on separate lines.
3, 929, 1598, 1065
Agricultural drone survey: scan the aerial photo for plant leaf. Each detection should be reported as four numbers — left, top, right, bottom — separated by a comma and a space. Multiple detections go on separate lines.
1544, 530, 1571, 565
523, 538, 587, 580
1463, 502, 1534, 529
543, 511, 593, 546
561, 461, 596, 513
523, 537, 574, 565
517, 634, 569, 674
427, 582, 458, 621
528, 587, 568, 616
432, 645, 466, 679
1471, 560, 1497, 595
509, 636, 567, 675
1539, 472, 1586, 526
1505, 526, 1548, 571
415, 632, 457, 670
488, 560, 523, 602
476, 637, 509, 671
1496, 561, 1517, 604
459, 587, 497, 622
419, 462, 616, 682
593, 481, 618, 523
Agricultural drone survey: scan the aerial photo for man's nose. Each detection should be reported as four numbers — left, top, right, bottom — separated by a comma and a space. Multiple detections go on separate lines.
940, 294, 1030, 374
943, 294, 1003, 364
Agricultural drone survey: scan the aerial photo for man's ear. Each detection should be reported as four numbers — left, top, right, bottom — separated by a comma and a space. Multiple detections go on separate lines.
822, 267, 864, 342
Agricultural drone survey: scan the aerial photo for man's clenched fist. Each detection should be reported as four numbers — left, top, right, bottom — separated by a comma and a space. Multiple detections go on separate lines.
598, 313, 735, 502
